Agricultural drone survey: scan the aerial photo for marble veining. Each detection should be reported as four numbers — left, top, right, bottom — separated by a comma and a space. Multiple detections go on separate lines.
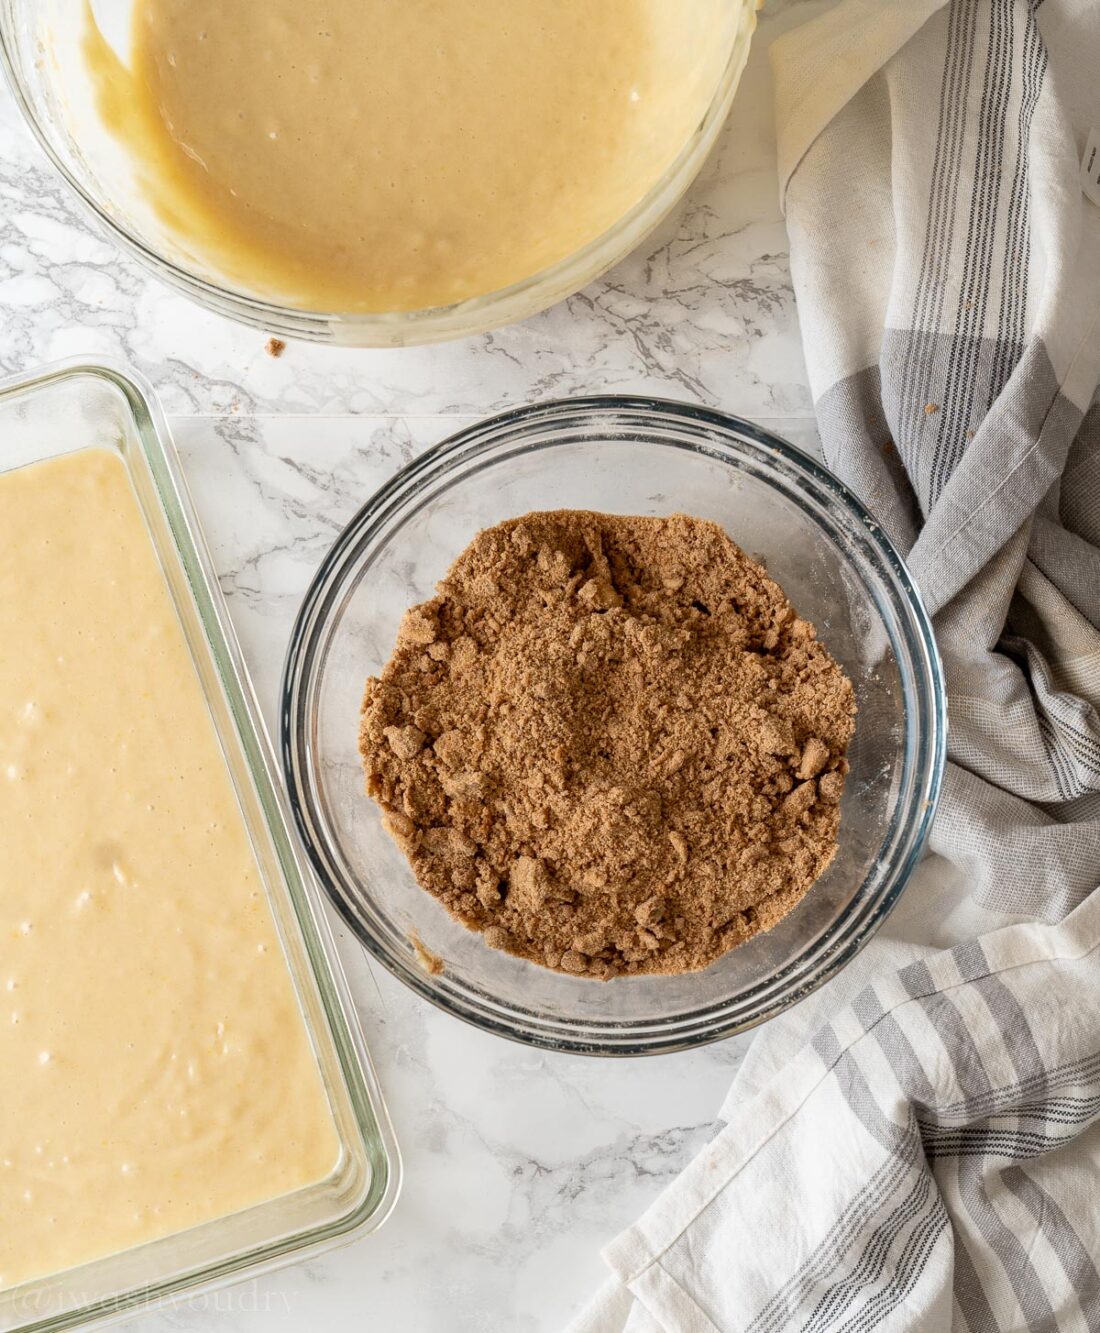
0, 3, 830, 1329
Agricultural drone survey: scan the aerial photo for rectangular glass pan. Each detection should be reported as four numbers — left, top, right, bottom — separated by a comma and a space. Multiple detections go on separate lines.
0, 359, 400, 1333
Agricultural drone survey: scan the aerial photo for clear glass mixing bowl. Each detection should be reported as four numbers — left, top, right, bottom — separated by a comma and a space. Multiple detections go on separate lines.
0, 0, 755, 346
281, 399, 946, 1055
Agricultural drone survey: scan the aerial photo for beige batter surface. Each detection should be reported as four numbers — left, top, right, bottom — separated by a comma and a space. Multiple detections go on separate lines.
85, 0, 729, 312
0, 450, 338, 1291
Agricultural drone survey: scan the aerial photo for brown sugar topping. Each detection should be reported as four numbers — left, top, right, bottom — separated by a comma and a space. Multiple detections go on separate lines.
359, 511, 856, 979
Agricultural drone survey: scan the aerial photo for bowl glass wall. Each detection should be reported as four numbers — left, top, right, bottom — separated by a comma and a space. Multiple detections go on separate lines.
282, 399, 946, 1056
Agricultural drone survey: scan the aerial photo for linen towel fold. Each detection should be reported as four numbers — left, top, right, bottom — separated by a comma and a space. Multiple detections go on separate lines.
568, 1, 1100, 1328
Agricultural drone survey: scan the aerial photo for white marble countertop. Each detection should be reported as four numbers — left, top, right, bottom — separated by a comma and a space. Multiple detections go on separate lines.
0, 5, 831, 1329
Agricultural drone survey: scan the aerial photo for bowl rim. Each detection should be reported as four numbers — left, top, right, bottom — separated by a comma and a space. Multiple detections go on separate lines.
0, 3, 756, 345
280, 396, 948, 1055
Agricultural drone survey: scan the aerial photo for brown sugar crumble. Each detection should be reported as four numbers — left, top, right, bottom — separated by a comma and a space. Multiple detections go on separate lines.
410, 932, 445, 977
264, 336, 286, 358
359, 512, 856, 979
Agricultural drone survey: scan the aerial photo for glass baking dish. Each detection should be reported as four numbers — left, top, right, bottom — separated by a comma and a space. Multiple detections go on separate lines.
0, 359, 400, 1333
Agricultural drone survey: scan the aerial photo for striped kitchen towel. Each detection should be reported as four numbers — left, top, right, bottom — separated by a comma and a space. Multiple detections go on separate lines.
569, 1, 1100, 1328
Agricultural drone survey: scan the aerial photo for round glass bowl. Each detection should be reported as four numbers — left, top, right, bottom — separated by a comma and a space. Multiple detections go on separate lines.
282, 399, 946, 1055
0, 0, 755, 347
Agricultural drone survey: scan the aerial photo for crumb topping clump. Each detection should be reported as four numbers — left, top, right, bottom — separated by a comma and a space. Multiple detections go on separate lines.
359, 511, 856, 979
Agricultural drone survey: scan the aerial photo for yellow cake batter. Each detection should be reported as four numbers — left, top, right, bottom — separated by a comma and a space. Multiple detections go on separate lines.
85, 0, 729, 312
0, 449, 338, 1291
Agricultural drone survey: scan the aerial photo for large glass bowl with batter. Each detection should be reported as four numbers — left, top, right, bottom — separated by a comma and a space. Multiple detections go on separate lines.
0, 0, 755, 346
281, 399, 947, 1056
0, 360, 400, 1333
